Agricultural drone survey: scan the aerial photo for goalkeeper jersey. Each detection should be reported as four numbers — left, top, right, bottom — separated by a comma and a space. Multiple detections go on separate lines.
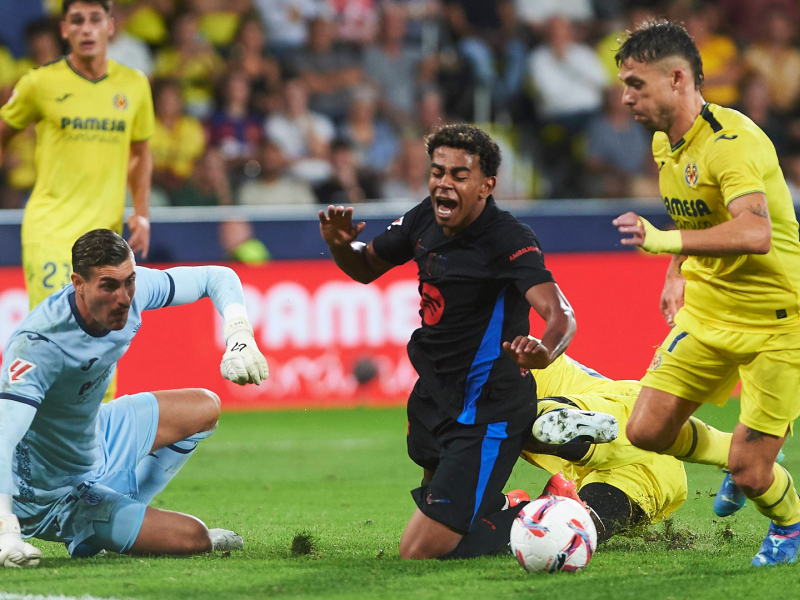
531, 353, 640, 400
0, 57, 154, 244
652, 103, 800, 332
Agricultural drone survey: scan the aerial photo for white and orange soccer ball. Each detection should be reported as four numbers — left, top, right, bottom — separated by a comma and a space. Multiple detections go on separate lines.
510, 496, 597, 573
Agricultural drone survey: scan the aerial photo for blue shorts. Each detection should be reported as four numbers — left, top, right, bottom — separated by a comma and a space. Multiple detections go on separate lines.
20, 392, 159, 555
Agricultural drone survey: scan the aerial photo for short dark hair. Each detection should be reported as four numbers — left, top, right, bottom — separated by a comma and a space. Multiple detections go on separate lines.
62, 0, 111, 16
425, 124, 501, 177
615, 19, 704, 90
72, 229, 132, 279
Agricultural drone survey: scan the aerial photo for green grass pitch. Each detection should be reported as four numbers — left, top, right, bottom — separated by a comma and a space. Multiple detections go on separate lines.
2, 401, 798, 600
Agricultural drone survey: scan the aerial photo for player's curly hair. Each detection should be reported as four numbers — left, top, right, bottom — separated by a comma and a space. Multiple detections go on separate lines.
615, 19, 704, 90
425, 124, 501, 177
62, 0, 111, 16
72, 229, 133, 280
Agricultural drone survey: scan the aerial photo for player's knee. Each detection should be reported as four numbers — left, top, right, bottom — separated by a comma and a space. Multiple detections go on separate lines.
194, 388, 220, 432
625, 422, 665, 452
399, 536, 437, 560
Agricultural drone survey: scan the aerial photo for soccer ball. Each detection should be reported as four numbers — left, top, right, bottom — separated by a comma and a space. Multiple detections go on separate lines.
510, 496, 597, 573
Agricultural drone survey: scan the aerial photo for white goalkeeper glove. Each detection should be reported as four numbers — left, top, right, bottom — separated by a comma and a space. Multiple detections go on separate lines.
0, 514, 40, 568
220, 316, 269, 385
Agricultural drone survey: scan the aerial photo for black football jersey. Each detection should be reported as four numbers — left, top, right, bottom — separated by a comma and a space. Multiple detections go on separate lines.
372, 196, 555, 425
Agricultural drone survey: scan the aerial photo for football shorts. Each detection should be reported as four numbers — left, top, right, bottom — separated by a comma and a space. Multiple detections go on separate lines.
22, 241, 73, 309
16, 392, 159, 554
406, 381, 538, 534
642, 310, 800, 437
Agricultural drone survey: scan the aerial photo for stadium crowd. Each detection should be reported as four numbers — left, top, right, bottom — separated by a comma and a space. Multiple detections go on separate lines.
3, 0, 800, 208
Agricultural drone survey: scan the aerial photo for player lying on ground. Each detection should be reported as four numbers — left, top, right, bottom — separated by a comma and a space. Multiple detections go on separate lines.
613, 20, 800, 566
320, 124, 576, 560
0, 230, 268, 567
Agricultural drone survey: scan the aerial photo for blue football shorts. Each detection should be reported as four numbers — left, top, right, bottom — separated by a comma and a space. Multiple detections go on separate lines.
20, 392, 160, 555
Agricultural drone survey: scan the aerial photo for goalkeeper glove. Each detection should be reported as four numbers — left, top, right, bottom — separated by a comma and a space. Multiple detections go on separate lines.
0, 513, 40, 568
638, 217, 683, 255
220, 316, 269, 385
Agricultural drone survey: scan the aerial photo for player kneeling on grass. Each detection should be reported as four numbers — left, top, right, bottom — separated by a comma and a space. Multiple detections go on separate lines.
0, 229, 268, 567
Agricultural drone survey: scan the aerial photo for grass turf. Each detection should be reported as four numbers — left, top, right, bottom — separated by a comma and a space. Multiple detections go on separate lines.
2, 401, 797, 599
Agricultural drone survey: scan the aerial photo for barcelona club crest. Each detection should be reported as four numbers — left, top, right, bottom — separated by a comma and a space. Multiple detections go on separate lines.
684, 161, 698, 187
113, 93, 128, 111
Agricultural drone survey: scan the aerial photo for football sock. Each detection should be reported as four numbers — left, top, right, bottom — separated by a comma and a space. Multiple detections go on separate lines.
130, 426, 216, 505
578, 482, 643, 544
752, 464, 800, 527
441, 502, 529, 560
663, 417, 731, 469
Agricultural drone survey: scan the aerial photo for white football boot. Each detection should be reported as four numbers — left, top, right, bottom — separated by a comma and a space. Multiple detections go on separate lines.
532, 408, 618, 445
209, 529, 244, 552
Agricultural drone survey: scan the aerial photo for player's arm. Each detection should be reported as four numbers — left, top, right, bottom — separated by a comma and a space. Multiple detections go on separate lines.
613, 192, 771, 257
0, 119, 19, 169
127, 140, 152, 259
319, 205, 397, 284
503, 282, 576, 370
136, 265, 269, 385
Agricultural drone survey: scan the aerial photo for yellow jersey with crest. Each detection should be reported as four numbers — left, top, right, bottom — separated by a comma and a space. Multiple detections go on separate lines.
0, 57, 154, 245
653, 102, 800, 333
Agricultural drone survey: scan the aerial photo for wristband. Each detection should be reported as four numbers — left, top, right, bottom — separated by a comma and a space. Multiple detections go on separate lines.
0, 515, 20, 535
639, 217, 683, 255
223, 316, 254, 343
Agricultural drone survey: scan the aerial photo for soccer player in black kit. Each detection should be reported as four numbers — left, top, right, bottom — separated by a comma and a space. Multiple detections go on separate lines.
319, 124, 576, 560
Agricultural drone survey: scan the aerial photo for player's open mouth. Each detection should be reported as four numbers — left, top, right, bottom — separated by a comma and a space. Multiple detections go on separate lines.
80, 41, 96, 50
435, 198, 458, 217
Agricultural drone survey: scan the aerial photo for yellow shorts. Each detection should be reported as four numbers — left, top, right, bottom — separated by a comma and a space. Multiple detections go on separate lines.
642, 311, 800, 437
22, 242, 73, 309
523, 392, 688, 524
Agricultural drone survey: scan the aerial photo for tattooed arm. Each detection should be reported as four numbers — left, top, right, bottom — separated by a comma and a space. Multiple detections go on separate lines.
676, 192, 772, 256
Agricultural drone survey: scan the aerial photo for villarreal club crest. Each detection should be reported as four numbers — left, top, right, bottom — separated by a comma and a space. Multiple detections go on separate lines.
113, 93, 128, 111
684, 161, 699, 188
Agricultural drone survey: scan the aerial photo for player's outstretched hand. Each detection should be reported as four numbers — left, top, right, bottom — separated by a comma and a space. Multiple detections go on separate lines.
220, 317, 269, 386
319, 205, 366, 247
612, 212, 646, 248
0, 515, 41, 568
502, 335, 552, 370
127, 214, 151, 259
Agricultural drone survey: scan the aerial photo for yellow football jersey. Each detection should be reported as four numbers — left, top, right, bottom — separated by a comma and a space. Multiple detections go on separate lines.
531, 353, 641, 401
653, 103, 800, 333
0, 58, 154, 245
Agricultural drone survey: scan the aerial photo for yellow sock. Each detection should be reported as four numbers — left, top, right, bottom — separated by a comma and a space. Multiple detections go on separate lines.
753, 464, 800, 526
664, 417, 731, 468
537, 398, 569, 417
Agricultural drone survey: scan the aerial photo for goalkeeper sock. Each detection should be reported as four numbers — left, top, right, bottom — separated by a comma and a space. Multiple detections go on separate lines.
130, 427, 216, 505
664, 417, 731, 468
752, 464, 800, 527
441, 502, 529, 559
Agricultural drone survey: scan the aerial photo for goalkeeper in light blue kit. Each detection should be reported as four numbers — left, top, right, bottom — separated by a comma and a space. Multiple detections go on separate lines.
0, 229, 269, 567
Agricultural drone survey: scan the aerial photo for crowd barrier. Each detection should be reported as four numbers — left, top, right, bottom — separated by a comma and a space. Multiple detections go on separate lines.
0, 252, 673, 409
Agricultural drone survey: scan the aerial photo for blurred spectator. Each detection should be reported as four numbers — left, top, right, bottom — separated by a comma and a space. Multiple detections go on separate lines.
289, 15, 364, 121
329, 0, 379, 46
515, 0, 593, 32
784, 146, 800, 202
253, 0, 323, 56
228, 17, 282, 116
16, 18, 63, 75
107, 5, 154, 76
123, 0, 175, 47
382, 138, 429, 199
363, 3, 435, 125
219, 219, 272, 264
737, 76, 786, 155
743, 9, 800, 115
206, 71, 263, 182
685, 5, 741, 107
171, 149, 233, 206
265, 77, 335, 183
237, 139, 317, 205
150, 79, 207, 195
315, 139, 381, 203
596, 6, 655, 83
339, 86, 400, 174
585, 86, 652, 198
154, 11, 225, 118
416, 86, 447, 136
528, 16, 607, 197
716, 0, 800, 44
189, 0, 254, 48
